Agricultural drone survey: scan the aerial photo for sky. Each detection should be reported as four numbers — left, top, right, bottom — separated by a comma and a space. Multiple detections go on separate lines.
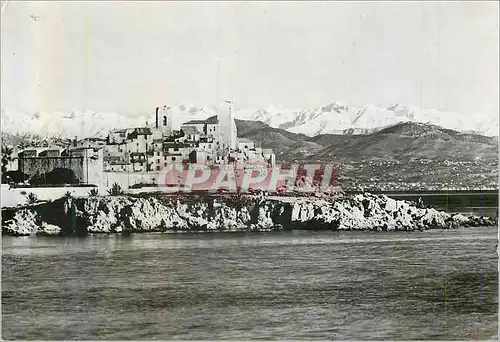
1, 1, 498, 118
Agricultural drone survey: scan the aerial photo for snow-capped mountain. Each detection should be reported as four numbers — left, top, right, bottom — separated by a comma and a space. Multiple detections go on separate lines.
1, 102, 498, 138
1, 110, 146, 139
0, 106, 217, 139
234, 103, 498, 137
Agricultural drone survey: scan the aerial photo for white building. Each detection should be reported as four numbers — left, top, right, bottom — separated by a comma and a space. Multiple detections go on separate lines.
237, 138, 255, 151
102, 106, 275, 175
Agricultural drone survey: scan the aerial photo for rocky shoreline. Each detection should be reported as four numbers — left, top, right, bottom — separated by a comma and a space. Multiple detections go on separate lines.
1, 193, 497, 236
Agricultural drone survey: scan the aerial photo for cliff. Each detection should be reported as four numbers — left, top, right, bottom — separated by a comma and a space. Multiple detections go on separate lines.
2, 193, 497, 236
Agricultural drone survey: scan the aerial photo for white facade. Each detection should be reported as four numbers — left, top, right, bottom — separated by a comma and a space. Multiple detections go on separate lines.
109, 128, 134, 144
206, 123, 218, 135
102, 107, 275, 178
237, 138, 255, 151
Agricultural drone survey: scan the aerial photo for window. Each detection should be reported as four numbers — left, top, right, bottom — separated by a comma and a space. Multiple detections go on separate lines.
172, 157, 176, 161
164, 162, 167, 166
156, 166, 160, 171
157, 152, 160, 156
157, 159, 160, 164
163, 116, 167, 126
140, 163, 143, 166
245, 145, 248, 149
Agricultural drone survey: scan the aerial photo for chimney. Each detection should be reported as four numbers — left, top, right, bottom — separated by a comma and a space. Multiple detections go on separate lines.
155, 107, 159, 129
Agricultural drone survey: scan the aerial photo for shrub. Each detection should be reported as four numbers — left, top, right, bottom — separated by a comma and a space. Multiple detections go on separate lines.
88, 188, 99, 196
26, 192, 39, 204
1, 170, 29, 184
107, 183, 124, 196
1, 146, 13, 173
63, 191, 73, 199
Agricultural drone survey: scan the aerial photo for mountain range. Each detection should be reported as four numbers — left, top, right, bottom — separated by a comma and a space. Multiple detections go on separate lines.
236, 119, 498, 162
235, 120, 498, 190
1, 102, 498, 138
2, 109, 497, 190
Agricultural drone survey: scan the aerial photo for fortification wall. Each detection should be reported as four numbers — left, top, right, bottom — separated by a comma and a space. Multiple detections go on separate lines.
19, 157, 85, 183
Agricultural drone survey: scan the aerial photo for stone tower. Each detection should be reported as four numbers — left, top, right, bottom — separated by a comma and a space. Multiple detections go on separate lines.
218, 101, 237, 151
155, 105, 173, 135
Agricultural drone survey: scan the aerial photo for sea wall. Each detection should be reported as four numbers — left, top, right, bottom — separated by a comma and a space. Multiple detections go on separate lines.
102, 171, 159, 189
1, 193, 497, 236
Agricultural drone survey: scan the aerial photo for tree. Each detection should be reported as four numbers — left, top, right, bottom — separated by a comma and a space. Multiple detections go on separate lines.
26, 192, 39, 204
1, 170, 29, 184
88, 188, 99, 196
107, 183, 124, 196
1, 146, 13, 173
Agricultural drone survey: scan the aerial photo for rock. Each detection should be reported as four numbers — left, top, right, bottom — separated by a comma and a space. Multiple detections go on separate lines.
38, 223, 61, 236
2, 192, 497, 235
3, 209, 40, 236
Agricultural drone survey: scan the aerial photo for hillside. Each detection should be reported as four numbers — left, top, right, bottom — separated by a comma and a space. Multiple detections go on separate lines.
310, 122, 498, 162
235, 120, 498, 162
235, 120, 498, 190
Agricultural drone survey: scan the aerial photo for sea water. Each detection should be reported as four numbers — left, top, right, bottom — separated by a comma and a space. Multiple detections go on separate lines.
2, 227, 498, 340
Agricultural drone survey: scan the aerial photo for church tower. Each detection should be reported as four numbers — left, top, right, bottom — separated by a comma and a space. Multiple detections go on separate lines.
155, 105, 173, 136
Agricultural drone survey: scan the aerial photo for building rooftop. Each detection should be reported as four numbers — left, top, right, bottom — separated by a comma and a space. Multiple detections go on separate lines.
205, 115, 219, 124
70, 147, 102, 151
183, 115, 219, 125
18, 147, 57, 153
182, 126, 199, 135
183, 119, 206, 125
110, 128, 127, 133
38, 149, 61, 156
81, 137, 106, 141
125, 128, 152, 140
